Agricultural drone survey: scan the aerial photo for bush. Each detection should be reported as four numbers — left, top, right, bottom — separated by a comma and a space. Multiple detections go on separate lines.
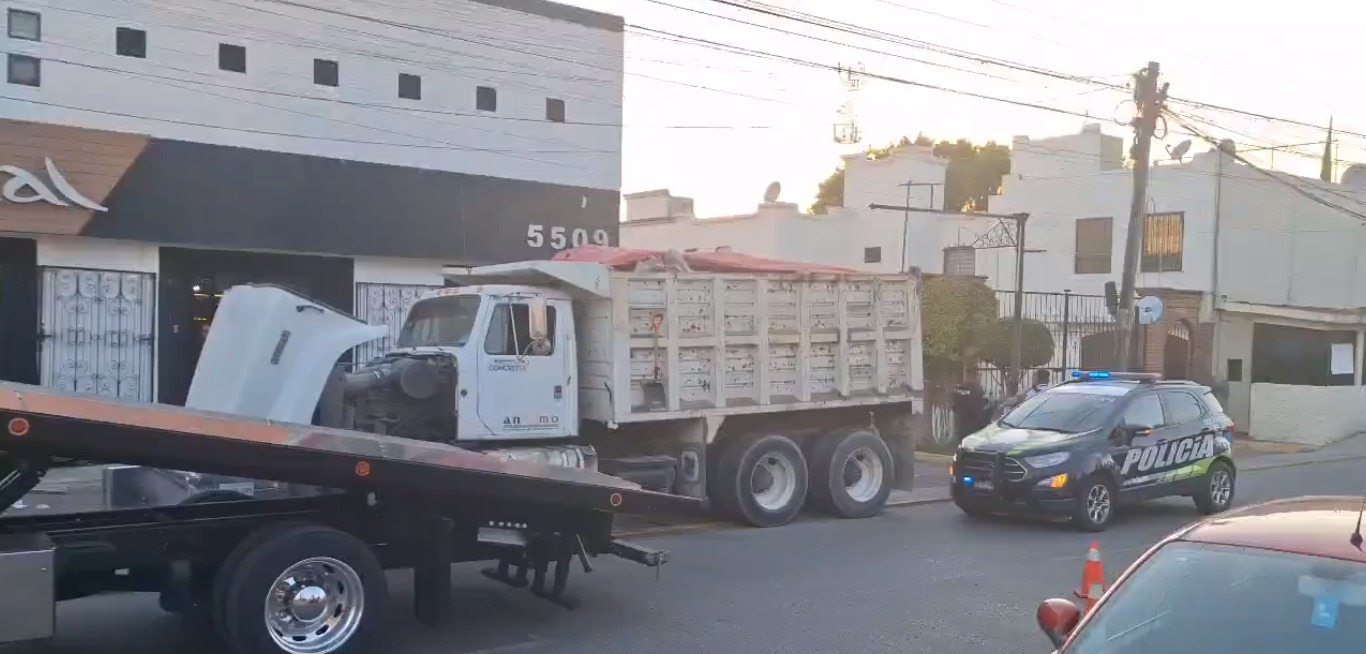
981, 317, 1055, 370
921, 277, 999, 382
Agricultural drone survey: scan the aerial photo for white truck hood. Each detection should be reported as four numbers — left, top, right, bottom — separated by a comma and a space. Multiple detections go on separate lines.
185, 284, 386, 424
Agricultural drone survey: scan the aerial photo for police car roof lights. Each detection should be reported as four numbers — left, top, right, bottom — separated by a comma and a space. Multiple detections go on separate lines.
1070, 370, 1162, 383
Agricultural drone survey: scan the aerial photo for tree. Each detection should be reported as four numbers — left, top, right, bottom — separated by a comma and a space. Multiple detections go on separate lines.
808, 134, 1011, 214
981, 317, 1056, 371
921, 276, 1000, 383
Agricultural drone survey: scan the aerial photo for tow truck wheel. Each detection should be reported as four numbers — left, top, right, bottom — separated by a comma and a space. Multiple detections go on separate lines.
1071, 475, 1116, 532
807, 428, 894, 519
214, 524, 388, 654
710, 433, 808, 528
1194, 460, 1236, 515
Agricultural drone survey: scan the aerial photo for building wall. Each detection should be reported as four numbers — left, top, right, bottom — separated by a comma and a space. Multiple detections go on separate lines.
1250, 384, 1366, 446
4, 0, 623, 191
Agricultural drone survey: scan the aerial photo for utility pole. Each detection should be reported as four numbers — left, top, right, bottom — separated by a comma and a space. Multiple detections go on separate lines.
1115, 61, 1168, 371
870, 204, 1041, 395
896, 180, 943, 273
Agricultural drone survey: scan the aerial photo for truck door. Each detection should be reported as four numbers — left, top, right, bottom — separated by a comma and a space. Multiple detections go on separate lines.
477, 299, 569, 439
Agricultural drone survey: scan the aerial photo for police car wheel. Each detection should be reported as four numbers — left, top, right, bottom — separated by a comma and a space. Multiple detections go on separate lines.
1071, 476, 1116, 532
1193, 460, 1235, 515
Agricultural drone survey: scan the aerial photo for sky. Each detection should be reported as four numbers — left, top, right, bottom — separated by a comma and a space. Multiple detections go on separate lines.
559, 0, 1363, 217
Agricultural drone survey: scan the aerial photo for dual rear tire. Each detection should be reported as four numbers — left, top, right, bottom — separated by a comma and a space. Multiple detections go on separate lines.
164, 522, 387, 654
708, 428, 896, 528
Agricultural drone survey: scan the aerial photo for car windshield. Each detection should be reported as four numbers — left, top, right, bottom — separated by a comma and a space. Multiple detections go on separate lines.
1066, 542, 1366, 654
396, 295, 481, 348
999, 389, 1118, 433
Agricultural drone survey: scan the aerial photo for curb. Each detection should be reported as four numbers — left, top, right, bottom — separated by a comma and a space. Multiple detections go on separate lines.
915, 451, 954, 463
1240, 452, 1366, 473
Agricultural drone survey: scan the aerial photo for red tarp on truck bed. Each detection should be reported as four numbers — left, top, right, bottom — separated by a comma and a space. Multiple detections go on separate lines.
552, 245, 858, 274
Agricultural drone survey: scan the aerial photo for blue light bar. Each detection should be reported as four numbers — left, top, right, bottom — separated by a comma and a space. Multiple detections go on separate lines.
962, 476, 975, 485
1072, 370, 1112, 379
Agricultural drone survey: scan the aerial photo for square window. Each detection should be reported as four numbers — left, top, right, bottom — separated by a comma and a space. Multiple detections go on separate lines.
116, 27, 146, 58
546, 97, 565, 123
863, 246, 881, 264
1227, 359, 1243, 383
219, 43, 246, 73
398, 73, 421, 100
7, 54, 39, 87
476, 86, 496, 112
314, 59, 338, 87
8, 9, 40, 41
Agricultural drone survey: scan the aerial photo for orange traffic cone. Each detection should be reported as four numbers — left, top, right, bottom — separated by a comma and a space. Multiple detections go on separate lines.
1074, 541, 1106, 612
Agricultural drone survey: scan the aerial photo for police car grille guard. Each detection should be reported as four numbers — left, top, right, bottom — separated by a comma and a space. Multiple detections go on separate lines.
958, 451, 1027, 484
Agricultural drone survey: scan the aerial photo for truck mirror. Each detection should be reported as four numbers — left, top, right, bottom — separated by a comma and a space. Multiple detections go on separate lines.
527, 297, 549, 342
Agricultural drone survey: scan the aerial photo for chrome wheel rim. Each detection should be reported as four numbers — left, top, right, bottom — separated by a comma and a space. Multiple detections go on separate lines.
1210, 469, 1233, 507
751, 452, 799, 511
1086, 484, 1111, 524
265, 557, 365, 654
843, 447, 885, 503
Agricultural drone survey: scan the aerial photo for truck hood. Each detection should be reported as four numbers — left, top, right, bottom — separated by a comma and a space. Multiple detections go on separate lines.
959, 422, 1086, 454
186, 284, 387, 424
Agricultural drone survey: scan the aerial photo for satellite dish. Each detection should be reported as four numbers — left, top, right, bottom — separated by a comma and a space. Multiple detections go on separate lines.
1166, 140, 1192, 161
1136, 296, 1165, 325
763, 181, 782, 203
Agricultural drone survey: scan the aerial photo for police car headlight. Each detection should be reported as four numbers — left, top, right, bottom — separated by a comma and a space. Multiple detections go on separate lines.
1024, 452, 1070, 468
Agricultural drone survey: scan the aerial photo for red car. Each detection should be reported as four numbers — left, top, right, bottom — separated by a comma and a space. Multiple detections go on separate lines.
1035, 496, 1366, 652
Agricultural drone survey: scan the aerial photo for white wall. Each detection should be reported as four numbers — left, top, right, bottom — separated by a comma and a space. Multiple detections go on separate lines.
353, 256, 445, 286
1250, 384, 1366, 446
4, 0, 622, 191
34, 235, 158, 272
619, 146, 951, 274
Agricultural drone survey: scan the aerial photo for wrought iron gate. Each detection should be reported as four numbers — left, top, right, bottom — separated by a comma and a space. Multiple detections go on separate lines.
354, 282, 442, 364
39, 267, 156, 401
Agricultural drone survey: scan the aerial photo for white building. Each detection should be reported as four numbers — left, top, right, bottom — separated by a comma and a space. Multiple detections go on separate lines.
0, 0, 624, 405
987, 125, 1366, 445
621, 144, 997, 276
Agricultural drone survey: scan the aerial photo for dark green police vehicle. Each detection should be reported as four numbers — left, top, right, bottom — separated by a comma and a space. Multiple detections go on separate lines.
951, 371, 1236, 532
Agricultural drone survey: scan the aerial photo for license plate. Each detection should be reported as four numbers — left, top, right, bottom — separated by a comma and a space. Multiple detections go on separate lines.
974, 479, 994, 491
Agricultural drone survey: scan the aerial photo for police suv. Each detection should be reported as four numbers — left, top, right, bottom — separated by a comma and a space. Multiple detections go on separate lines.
951, 371, 1236, 531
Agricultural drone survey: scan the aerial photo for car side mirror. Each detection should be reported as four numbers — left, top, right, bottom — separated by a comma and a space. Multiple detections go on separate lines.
1037, 597, 1082, 649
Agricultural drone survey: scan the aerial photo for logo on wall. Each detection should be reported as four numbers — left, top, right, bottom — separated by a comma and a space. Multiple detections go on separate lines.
0, 158, 108, 212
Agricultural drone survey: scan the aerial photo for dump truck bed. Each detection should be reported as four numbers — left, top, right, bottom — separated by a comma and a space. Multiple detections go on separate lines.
0, 381, 698, 516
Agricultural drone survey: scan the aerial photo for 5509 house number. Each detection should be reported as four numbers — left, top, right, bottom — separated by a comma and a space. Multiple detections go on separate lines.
526, 224, 610, 250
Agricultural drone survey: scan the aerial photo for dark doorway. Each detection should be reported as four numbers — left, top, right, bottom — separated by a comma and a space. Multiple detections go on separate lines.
1163, 320, 1193, 379
0, 237, 38, 384
158, 248, 353, 405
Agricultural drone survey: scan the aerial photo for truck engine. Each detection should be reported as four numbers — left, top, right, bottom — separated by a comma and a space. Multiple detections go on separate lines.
342, 353, 458, 443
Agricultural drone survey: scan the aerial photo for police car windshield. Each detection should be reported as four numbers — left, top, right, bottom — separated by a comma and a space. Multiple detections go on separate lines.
999, 386, 1121, 433
1066, 541, 1366, 653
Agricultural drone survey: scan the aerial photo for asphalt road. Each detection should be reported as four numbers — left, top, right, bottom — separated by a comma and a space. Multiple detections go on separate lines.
9, 458, 1366, 654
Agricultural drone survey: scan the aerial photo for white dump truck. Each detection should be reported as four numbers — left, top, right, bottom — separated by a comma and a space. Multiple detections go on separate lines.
329, 251, 926, 527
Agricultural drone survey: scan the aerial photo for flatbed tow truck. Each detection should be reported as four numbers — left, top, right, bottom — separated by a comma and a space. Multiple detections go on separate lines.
0, 291, 700, 654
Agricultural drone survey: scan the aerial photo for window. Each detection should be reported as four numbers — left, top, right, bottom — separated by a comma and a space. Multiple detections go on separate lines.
219, 43, 246, 73
545, 97, 565, 123
1121, 393, 1164, 429
314, 59, 338, 86
476, 86, 496, 112
1141, 212, 1184, 273
1226, 358, 1243, 382
863, 246, 881, 264
943, 247, 975, 276
116, 27, 146, 58
1200, 391, 1225, 417
484, 303, 556, 356
1074, 217, 1112, 274
398, 73, 421, 100
7, 54, 39, 87
1000, 390, 1120, 434
397, 295, 481, 348
7, 9, 39, 41
1161, 391, 1204, 425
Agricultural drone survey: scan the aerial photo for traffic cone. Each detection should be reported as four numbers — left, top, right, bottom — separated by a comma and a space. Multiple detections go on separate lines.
1074, 541, 1106, 612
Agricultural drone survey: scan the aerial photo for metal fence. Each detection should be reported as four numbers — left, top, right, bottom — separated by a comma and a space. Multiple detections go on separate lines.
927, 290, 1128, 445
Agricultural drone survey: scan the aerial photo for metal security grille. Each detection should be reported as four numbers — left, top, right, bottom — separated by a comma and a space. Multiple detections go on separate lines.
39, 267, 156, 401
942, 247, 976, 277
354, 282, 441, 364
1141, 212, 1184, 273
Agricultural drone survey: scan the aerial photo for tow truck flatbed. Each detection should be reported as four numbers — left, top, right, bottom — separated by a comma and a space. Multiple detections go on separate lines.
0, 382, 701, 654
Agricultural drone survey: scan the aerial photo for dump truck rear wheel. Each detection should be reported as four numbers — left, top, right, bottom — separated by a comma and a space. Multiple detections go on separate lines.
710, 433, 808, 528
807, 428, 894, 519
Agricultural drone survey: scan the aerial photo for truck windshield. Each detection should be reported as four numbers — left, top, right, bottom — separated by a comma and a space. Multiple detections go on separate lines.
397, 295, 481, 348
999, 391, 1117, 433
1066, 541, 1366, 654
